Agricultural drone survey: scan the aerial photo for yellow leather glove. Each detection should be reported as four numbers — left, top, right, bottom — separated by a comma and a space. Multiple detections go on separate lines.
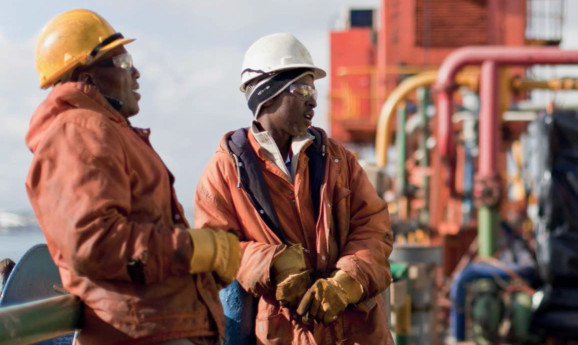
188, 228, 241, 285
272, 244, 311, 307
296, 270, 363, 325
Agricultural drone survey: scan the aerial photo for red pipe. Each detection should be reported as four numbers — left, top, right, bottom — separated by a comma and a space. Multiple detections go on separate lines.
434, 46, 578, 182
478, 60, 498, 176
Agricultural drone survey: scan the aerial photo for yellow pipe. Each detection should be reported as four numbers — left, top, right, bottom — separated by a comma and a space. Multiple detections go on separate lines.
511, 77, 578, 91
375, 71, 437, 167
336, 65, 439, 77
375, 70, 479, 167
373, 70, 578, 167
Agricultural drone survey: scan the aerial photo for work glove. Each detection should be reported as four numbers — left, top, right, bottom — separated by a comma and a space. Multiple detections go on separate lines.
296, 270, 363, 325
188, 228, 241, 285
271, 244, 311, 307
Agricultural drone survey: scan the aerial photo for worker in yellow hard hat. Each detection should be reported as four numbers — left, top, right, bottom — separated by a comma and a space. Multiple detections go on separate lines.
194, 33, 394, 344
26, 9, 240, 345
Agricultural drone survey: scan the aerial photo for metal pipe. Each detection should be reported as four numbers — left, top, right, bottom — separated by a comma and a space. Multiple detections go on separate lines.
396, 103, 408, 196
376, 70, 437, 167
375, 70, 478, 167
478, 207, 499, 258
418, 87, 431, 224
449, 262, 536, 341
390, 262, 410, 345
435, 46, 578, 162
336, 65, 439, 77
478, 61, 499, 178
0, 294, 81, 344
476, 61, 500, 257
512, 78, 578, 91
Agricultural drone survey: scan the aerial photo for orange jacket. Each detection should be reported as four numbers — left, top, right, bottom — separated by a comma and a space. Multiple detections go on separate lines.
25, 82, 223, 345
194, 127, 394, 345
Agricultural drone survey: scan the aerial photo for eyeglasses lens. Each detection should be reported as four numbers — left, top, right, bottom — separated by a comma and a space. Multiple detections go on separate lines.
289, 84, 317, 101
112, 53, 133, 70
95, 53, 133, 70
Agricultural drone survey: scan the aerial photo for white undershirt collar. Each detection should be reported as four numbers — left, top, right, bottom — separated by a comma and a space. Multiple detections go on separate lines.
250, 121, 313, 182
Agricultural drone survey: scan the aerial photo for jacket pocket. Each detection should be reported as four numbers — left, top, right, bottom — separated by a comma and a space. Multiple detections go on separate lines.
342, 295, 392, 344
255, 308, 293, 344
333, 185, 351, 204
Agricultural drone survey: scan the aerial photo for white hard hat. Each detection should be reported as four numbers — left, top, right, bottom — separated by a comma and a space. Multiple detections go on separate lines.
240, 32, 326, 92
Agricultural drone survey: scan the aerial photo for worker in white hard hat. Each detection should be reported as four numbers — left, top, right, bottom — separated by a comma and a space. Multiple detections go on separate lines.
194, 32, 394, 344
25, 9, 241, 345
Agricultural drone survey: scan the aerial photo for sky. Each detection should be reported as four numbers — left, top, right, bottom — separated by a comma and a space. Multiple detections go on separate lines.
1, 0, 578, 219
0, 0, 379, 217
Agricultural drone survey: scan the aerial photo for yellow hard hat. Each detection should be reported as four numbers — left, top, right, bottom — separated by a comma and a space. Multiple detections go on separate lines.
35, 9, 135, 89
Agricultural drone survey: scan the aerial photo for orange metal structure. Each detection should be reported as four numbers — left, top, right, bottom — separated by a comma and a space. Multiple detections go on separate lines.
329, 0, 526, 144
328, 2, 573, 343
330, 28, 375, 143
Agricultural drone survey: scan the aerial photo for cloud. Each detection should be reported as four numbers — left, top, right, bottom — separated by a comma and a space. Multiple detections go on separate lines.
0, 31, 43, 212
121, 33, 252, 215
116, 11, 339, 215
0, 0, 385, 213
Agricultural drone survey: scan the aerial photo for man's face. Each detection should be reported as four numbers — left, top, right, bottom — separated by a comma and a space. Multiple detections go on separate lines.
89, 46, 141, 117
262, 74, 317, 137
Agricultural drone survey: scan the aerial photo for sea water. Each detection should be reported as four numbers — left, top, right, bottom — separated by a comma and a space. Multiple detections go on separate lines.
0, 227, 46, 263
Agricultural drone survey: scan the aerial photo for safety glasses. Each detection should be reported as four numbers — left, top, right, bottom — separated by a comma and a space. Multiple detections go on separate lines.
287, 84, 317, 101
94, 53, 133, 70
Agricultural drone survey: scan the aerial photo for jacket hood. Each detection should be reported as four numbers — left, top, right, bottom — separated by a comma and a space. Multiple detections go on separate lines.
26, 82, 126, 153
217, 130, 237, 155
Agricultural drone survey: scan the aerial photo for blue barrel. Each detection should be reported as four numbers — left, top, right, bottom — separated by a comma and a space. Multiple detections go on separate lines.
0, 244, 76, 345
218, 280, 257, 344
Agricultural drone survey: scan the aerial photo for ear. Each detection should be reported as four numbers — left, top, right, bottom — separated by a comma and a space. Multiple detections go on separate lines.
78, 72, 94, 85
262, 98, 275, 109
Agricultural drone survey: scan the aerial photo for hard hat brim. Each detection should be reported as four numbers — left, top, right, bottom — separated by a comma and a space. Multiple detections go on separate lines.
240, 65, 326, 92
93, 37, 135, 62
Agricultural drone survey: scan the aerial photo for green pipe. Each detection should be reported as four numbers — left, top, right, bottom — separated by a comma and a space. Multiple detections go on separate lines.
390, 262, 410, 345
391, 262, 409, 282
396, 103, 407, 196
478, 206, 499, 257
0, 294, 81, 345
511, 291, 532, 340
395, 306, 409, 345
417, 87, 430, 224
391, 104, 414, 345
